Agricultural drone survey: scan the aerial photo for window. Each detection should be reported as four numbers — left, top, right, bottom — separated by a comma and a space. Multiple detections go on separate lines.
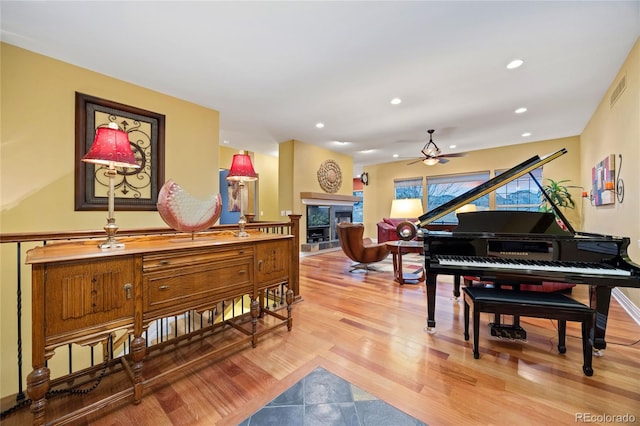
394, 177, 423, 199
426, 172, 490, 224
494, 167, 542, 211
352, 190, 363, 223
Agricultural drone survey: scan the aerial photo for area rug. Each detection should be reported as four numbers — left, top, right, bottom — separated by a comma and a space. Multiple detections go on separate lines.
371, 252, 425, 275
239, 367, 426, 425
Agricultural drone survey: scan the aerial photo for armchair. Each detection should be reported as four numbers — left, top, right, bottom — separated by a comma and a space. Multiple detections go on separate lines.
337, 222, 391, 272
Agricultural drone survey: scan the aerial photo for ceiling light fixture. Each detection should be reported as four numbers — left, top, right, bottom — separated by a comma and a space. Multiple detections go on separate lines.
390, 97, 402, 105
522, 132, 532, 137
422, 157, 439, 166
515, 107, 527, 114
449, 145, 456, 149
392, 154, 399, 158
507, 59, 524, 69
315, 122, 325, 129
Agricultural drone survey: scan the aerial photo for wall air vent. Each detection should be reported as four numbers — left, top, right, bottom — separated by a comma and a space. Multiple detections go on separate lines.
610, 74, 626, 107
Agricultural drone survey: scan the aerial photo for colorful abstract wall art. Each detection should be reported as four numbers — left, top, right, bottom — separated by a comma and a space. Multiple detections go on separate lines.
591, 154, 616, 206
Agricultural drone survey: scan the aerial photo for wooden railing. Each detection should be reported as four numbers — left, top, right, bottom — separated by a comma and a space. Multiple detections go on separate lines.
0, 215, 300, 418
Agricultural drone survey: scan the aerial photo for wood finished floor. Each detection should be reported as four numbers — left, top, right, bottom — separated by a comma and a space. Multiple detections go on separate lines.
3, 249, 639, 425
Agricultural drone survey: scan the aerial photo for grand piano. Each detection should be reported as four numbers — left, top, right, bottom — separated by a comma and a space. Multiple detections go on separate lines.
418, 148, 640, 351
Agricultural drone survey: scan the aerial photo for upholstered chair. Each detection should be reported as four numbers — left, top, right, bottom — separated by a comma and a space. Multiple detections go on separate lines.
337, 222, 390, 272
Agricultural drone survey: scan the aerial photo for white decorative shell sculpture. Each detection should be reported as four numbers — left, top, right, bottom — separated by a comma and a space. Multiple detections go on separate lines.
157, 179, 222, 234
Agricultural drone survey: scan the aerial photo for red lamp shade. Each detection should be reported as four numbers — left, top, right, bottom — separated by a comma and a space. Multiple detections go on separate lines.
82, 123, 140, 168
226, 153, 257, 181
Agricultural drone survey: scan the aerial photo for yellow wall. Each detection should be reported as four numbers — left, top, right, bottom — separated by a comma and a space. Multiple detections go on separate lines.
1, 43, 220, 232
279, 139, 354, 248
278, 140, 295, 216
362, 137, 582, 239
581, 38, 640, 306
0, 43, 220, 397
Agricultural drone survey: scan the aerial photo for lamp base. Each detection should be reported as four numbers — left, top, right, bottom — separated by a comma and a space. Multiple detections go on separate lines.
98, 217, 125, 249
233, 215, 250, 238
98, 238, 125, 249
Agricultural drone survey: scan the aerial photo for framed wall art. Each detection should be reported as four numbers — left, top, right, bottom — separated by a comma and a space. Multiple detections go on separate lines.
591, 154, 615, 206
75, 92, 165, 211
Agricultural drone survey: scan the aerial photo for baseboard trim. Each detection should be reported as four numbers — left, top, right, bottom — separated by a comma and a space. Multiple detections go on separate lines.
612, 287, 640, 326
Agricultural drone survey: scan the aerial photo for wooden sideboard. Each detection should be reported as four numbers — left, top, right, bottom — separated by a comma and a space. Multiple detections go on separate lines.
25, 230, 294, 425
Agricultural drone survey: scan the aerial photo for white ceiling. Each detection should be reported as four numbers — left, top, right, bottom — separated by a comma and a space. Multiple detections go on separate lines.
2, 1, 639, 175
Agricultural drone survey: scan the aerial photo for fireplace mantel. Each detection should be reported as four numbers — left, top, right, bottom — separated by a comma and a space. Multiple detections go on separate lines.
300, 192, 362, 206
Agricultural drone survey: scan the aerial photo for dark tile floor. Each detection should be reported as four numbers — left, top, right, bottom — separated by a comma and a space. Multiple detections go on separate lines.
239, 367, 426, 426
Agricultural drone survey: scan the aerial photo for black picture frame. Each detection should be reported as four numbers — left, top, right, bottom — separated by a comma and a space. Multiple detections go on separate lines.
75, 92, 165, 211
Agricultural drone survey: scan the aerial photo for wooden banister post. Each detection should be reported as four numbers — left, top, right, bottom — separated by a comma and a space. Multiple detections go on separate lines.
288, 214, 301, 300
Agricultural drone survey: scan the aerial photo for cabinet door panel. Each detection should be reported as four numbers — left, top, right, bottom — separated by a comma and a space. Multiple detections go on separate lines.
256, 240, 290, 289
44, 258, 135, 338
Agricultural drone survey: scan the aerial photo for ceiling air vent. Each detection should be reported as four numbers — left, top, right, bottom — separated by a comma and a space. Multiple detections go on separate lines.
610, 74, 626, 107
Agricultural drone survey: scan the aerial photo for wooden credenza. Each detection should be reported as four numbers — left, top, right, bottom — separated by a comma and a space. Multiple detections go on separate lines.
25, 231, 294, 425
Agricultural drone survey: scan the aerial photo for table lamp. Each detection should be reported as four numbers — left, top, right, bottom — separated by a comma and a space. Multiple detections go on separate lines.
82, 122, 140, 249
390, 198, 423, 219
390, 198, 424, 241
226, 151, 258, 237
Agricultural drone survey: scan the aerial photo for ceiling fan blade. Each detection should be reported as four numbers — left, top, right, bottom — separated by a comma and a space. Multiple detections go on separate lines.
406, 158, 425, 165
438, 158, 450, 164
438, 152, 466, 158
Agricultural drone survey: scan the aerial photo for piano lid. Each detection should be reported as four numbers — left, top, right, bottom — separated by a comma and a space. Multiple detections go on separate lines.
417, 148, 568, 227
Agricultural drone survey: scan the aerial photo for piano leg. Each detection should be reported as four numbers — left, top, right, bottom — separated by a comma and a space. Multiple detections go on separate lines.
589, 285, 612, 352
452, 274, 461, 300
424, 272, 437, 333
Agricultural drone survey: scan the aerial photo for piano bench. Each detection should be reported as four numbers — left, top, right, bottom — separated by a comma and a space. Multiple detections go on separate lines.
462, 286, 595, 376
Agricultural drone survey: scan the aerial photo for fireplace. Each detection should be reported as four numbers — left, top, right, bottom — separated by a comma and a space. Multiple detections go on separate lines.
331, 205, 353, 241
305, 204, 353, 245
300, 192, 362, 252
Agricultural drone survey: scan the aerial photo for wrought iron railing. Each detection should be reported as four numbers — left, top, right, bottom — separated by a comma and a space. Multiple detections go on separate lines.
0, 216, 300, 418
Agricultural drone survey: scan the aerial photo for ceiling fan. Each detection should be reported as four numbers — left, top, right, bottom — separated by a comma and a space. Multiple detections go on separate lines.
407, 129, 465, 165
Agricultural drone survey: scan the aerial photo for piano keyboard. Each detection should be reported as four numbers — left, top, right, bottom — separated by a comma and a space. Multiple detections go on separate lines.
435, 255, 632, 277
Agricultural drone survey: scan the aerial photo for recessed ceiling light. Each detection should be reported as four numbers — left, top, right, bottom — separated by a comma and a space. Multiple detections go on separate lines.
522, 132, 532, 137
223, 140, 229, 144
390, 98, 402, 105
361, 149, 375, 154
514, 107, 527, 114
392, 154, 399, 158
507, 59, 524, 69
315, 122, 325, 129
449, 145, 456, 149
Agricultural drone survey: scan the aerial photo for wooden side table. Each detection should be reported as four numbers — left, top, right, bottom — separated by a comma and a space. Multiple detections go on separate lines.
385, 241, 425, 284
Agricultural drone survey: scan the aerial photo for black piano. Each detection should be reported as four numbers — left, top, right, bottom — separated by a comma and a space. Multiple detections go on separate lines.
418, 148, 640, 350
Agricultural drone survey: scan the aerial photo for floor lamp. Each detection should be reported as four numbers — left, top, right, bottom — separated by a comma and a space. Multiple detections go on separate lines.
82, 122, 140, 249
226, 152, 258, 237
